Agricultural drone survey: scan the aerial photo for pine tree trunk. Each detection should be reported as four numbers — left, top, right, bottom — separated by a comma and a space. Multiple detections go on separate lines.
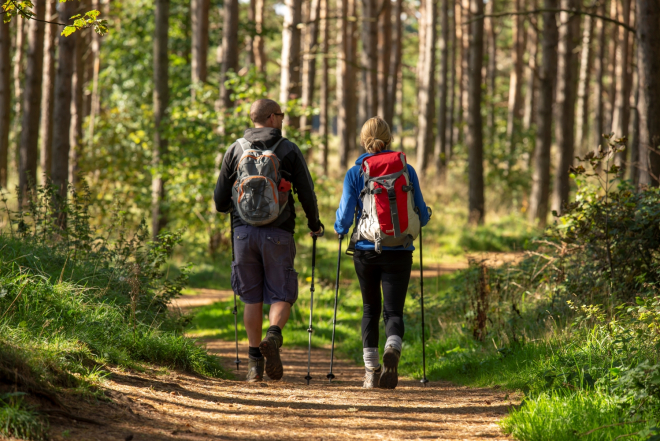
460, 0, 470, 144
629, 68, 639, 186
386, 0, 403, 125
434, 0, 449, 177
612, 0, 632, 171
347, 0, 358, 153
12, 16, 25, 141
452, 0, 463, 145
300, 0, 320, 134
152, 0, 169, 239
280, 0, 302, 129
87, 0, 102, 160
377, 0, 391, 120
247, 0, 256, 66
485, 0, 496, 142
51, 1, 77, 216
0, 18, 9, 187
506, 0, 526, 152
254, 0, 266, 72
467, 0, 484, 224
528, 0, 558, 226
522, 0, 538, 131
18, 0, 45, 196
416, 0, 436, 172
575, 13, 594, 157
551, 0, 580, 215
636, 0, 660, 187
337, 0, 350, 169
68, 29, 84, 187
593, 1, 606, 152
447, 0, 456, 160
606, 0, 619, 131
360, 0, 378, 121
220, 0, 238, 108
319, 0, 329, 174
191, 0, 209, 98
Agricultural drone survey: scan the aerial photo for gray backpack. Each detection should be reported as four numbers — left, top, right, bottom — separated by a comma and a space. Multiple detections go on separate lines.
231, 137, 289, 226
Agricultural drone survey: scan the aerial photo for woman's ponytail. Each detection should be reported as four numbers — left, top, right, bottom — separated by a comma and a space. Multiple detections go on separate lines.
360, 117, 392, 153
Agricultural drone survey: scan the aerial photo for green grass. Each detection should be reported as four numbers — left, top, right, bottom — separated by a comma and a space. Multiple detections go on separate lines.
0, 393, 48, 441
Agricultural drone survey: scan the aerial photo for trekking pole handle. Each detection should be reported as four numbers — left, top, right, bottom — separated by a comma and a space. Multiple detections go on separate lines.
310, 223, 325, 237
428, 207, 433, 219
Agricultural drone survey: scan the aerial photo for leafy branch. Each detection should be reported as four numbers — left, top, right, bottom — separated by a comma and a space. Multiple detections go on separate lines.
2, 0, 109, 36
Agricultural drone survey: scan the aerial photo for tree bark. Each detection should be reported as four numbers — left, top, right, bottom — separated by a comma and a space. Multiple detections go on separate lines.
605, 0, 618, 131
460, 0, 470, 144
337, 0, 350, 169
592, 0, 606, 152
0, 18, 9, 188
485, 0, 496, 143
191, 0, 210, 98
360, 0, 378, 121
68, 28, 84, 187
612, 0, 632, 171
574, 12, 594, 157
636, 0, 660, 187
51, 1, 77, 213
506, 0, 526, 151
551, 0, 580, 215
435, 0, 449, 177
452, 0, 463, 145
247, 0, 256, 66
629, 67, 639, 186
386, 0, 403, 125
300, 0, 320, 134
220, 0, 238, 108
152, 0, 170, 239
18, 0, 46, 196
377, 0, 391, 120
253, 0, 266, 72
347, 0, 358, 153
319, 0, 329, 174
528, 0, 558, 226
522, 0, 538, 131
280, 0, 302, 130
416, 0, 436, 172
12, 15, 25, 142
87, 0, 102, 159
467, 0, 484, 224
447, 0, 456, 160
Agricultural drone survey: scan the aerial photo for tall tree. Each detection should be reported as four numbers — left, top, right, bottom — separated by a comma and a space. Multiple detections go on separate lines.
575, 12, 594, 157
452, 0, 463, 145
505, 0, 526, 150
377, 0, 391, 120
459, 0, 470, 144
485, 0, 496, 142
605, 0, 619, 131
191, 0, 209, 98
447, 0, 456, 160
0, 17, 10, 187
87, 0, 103, 155
220, 0, 238, 108
253, 0, 266, 72
612, 0, 632, 171
13, 16, 25, 135
18, 0, 46, 196
152, 0, 169, 239
337, 0, 350, 169
280, 0, 302, 129
636, 0, 660, 187
68, 28, 84, 187
319, 0, 329, 174
434, 0, 449, 177
51, 1, 78, 208
551, 0, 580, 215
416, 0, 436, 171
347, 0, 358, 152
528, 0, 558, 226
592, 1, 606, 152
300, 0, 320, 134
466, 0, 484, 224
385, 0, 403, 125
522, 0, 539, 131
629, 69, 639, 186
360, 0, 378, 121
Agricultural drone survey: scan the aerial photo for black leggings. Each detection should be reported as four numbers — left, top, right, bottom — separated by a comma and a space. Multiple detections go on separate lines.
353, 250, 413, 348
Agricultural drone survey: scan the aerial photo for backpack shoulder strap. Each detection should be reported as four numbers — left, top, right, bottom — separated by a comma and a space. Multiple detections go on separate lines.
270, 137, 287, 154
236, 138, 251, 154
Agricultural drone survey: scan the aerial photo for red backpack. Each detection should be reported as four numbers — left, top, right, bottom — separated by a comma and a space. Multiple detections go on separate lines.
353, 152, 420, 252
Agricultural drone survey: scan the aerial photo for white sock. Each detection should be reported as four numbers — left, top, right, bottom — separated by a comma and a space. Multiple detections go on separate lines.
385, 335, 403, 353
363, 347, 380, 370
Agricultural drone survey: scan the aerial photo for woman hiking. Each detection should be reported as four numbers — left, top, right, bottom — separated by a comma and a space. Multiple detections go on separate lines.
334, 116, 430, 389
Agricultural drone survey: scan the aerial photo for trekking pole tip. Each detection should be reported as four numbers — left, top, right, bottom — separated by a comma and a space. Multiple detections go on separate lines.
304, 375, 312, 385
234, 359, 241, 370
420, 378, 429, 386
326, 373, 335, 382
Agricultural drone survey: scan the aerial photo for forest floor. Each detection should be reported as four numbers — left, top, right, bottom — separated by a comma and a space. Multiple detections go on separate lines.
45, 256, 522, 441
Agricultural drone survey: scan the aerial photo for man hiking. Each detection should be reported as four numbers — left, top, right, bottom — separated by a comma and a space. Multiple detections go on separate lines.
214, 99, 323, 382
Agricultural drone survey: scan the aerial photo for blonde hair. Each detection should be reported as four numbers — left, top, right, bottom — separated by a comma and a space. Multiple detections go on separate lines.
360, 116, 392, 153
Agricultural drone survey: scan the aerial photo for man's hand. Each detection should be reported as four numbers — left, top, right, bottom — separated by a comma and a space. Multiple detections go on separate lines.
310, 224, 325, 237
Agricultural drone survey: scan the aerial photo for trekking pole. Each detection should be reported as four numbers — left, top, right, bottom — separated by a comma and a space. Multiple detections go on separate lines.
305, 234, 319, 385
230, 218, 240, 371
419, 207, 433, 386
327, 234, 344, 382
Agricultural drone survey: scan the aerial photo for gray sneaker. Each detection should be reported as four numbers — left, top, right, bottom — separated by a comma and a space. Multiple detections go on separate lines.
379, 347, 400, 389
259, 332, 284, 380
246, 357, 264, 383
363, 365, 381, 389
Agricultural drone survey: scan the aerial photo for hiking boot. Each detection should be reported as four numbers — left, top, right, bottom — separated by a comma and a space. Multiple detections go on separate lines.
246, 357, 265, 383
379, 347, 400, 389
363, 365, 381, 389
259, 332, 284, 380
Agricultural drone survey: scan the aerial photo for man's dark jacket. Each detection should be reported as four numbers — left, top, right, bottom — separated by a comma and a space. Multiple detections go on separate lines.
214, 128, 322, 234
